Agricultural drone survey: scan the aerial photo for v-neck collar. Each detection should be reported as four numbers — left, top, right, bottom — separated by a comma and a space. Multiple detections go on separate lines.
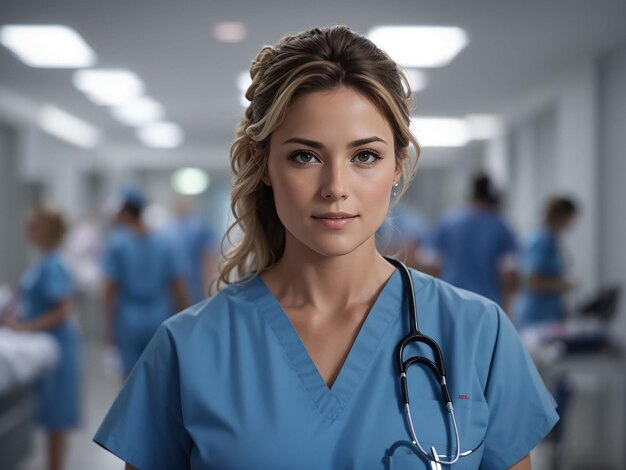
248, 268, 403, 422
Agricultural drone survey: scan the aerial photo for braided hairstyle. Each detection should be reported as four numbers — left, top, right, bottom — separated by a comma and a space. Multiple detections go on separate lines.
214, 25, 420, 290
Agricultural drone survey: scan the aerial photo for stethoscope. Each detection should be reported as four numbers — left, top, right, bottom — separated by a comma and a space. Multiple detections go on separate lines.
384, 257, 483, 467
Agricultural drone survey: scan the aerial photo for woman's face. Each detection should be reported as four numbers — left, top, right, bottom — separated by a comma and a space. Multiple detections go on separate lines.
265, 86, 401, 258
24, 218, 40, 247
554, 213, 576, 232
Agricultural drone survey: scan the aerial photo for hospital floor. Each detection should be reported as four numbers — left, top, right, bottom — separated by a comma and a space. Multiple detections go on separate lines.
17, 339, 554, 470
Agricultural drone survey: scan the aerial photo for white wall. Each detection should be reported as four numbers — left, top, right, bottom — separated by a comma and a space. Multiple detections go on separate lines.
0, 122, 40, 284
506, 105, 558, 237
598, 44, 626, 335
502, 57, 600, 302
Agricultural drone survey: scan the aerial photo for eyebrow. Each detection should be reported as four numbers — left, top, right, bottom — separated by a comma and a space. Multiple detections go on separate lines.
282, 136, 387, 149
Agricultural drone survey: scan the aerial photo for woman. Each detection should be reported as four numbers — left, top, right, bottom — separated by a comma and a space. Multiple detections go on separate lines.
7, 203, 80, 470
94, 26, 557, 469
515, 196, 578, 330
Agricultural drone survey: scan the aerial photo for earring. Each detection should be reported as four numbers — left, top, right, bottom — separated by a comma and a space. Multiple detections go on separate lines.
392, 182, 399, 198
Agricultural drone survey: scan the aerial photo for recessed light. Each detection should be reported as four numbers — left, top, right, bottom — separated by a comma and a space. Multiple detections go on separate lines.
404, 69, 427, 93
213, 22, 247, 43
37, 105, 100, 148
111, 97, 164, 126
73, 69, 144, 106
137, 122, 183, 148
171, 168, 210, 195
410, 117, 470, 147
466, 114, 503, 140
368, 26, 468, 68
237, 70, 252, 107
0, 25, 96, 68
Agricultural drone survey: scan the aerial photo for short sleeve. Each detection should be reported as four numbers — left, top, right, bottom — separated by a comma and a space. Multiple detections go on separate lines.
41, 259, 72, 302
94, 325, 192, 469
499, 224, 518, 257
497, 225, 519, 272
524, 236, 551, 274
102, 236, 121, 282
481, 306, 559, 469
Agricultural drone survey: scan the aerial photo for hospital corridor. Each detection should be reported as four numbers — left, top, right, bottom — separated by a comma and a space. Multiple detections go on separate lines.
1, 1, 626, 469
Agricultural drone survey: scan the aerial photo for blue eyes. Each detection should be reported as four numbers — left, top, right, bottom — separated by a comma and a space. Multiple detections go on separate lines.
353, 151, 380, 165
288, 150, 382, 167
290, 152, 317, 165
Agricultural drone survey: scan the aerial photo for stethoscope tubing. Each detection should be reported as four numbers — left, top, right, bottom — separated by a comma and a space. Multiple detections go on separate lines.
383, 256, 462, 465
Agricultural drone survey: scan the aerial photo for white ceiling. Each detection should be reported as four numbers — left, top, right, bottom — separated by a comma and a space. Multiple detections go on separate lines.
1, 0, 625, 164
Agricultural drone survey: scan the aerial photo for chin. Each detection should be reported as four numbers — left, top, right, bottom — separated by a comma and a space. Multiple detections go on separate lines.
301, 235, 371, 259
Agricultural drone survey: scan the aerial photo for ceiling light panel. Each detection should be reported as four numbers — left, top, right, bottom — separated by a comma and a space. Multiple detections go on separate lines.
237, 70, 252, 107
213, 22, 247, 43
410, 117, 470, 147
368, 26, 468, 68
0, 25, 96, 68
404, 69, 427, 92
37, 104, 100, 148
137, 122, 183, 148
466, 114, 503, 140
171, 168, 210, 195
111, 97, 164, 126
73, 69, 144, 106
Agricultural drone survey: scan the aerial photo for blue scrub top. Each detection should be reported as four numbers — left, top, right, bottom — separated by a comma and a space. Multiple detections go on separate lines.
515, 230, 565, 330
21, 251, 75, 338
431, 207, 518, 305
94, 268, 557, 469
165, 215, 215, 304
102, 228, 183, 355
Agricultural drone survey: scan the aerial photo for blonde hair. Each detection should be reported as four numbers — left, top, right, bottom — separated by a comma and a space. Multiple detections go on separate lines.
215, 25, 420, 290
26, 203, 68, 250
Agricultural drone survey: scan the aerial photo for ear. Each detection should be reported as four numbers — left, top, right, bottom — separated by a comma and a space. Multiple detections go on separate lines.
394, 147, 408, 184
262, 170, 272, 187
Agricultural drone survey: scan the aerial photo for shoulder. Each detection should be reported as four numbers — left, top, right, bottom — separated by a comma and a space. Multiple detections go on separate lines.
527, 230, 553, 249
41, 252, 69, 276
105, 228, 130, 249
490, 213, 514, 233
409, 268, 502, 337
150, 231, 175, 248
160, 278, 262, 340
439, 208, 465, 225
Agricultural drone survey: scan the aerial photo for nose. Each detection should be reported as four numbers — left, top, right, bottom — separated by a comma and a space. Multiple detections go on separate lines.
320, 161, 349, 201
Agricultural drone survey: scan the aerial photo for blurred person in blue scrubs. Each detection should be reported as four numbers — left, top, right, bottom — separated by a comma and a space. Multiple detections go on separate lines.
165, 196, 217, 303
4, 203, 80, 470
94, 27, 556, 470
377, 202, 430, 270
515, 196, 578, 330
426, 174, 519, 312
102, 186, 188, 379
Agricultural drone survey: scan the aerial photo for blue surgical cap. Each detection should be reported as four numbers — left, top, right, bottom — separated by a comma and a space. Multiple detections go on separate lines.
119, 185, 146, 210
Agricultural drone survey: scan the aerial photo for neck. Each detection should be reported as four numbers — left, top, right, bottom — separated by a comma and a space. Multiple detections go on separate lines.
470, 200, 494, 211
261, 235, 395, 316
125, 220, 147, 236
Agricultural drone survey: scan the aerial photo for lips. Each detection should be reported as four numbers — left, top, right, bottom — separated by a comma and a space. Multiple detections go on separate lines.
312, 212, 357, 219
311, 212, 357, 229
